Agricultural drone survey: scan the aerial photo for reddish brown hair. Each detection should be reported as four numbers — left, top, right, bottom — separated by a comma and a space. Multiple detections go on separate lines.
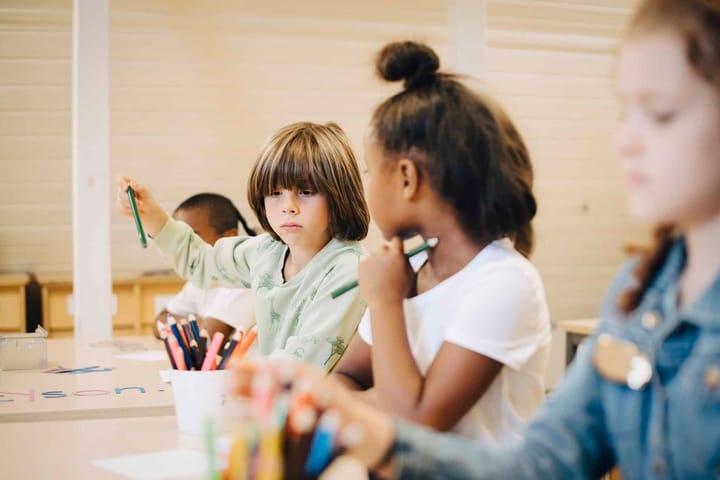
618, 0, 720, 313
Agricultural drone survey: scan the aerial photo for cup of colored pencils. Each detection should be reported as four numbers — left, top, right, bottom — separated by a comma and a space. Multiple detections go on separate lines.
157, 316, 258, 434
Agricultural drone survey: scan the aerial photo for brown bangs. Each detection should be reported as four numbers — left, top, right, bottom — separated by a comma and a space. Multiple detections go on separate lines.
247, 122, 370, 242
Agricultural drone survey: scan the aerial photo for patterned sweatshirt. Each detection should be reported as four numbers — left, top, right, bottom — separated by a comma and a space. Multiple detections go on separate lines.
153, 218, 365, 370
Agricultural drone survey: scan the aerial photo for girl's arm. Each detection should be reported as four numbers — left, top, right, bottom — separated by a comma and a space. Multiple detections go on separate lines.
383, 260, 640, 478
386, 336, 615, 479
359, 238, 542, 432
367, 300, 503, 430
332, 334, 374, 390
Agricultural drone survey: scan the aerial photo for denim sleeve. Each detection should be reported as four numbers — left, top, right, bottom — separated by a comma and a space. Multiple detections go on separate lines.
392, 333, 615, 479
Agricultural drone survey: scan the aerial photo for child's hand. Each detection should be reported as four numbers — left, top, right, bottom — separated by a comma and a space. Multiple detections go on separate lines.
358, 237, 414, 308
229, 359, 396, 473
116, 176, 169, 237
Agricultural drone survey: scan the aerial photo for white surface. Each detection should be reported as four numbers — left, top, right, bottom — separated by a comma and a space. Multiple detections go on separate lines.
92, 449, 208, 480
116, 351, 169, 362
168, 369, 233, 434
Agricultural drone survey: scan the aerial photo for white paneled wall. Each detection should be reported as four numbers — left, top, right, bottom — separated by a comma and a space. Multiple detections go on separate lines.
0, 0, 448, 275
484, 0, 645, 387
485, 0, 647, 323
1, 0, 648, 335
0, 0, 73, 273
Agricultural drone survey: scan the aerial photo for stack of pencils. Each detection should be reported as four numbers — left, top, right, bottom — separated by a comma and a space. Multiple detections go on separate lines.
157, 315, 257, 371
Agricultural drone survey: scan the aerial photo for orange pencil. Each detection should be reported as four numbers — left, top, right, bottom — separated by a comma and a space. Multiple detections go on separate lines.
229, 325, 257, 365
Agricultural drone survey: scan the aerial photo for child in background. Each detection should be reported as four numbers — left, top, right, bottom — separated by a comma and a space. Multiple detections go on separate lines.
242, 1, 720, 478
331, 41, 551, 446
119, 122, 370, 371
154, 192, 257, 341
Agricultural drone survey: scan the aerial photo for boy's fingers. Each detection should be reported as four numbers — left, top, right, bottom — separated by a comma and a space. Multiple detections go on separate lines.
228, 360, 261, 396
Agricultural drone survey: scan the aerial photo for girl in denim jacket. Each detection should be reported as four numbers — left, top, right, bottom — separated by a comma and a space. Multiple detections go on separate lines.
234, 0, 720, 478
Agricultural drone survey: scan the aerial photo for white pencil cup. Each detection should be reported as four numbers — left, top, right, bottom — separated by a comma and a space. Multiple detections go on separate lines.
164, 369, 233, 434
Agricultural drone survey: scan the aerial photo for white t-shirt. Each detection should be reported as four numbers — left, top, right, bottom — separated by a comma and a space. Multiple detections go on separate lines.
358, 238, 551, 447
165, 282, 255, 332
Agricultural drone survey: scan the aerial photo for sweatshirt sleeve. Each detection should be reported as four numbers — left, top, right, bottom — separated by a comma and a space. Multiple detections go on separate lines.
152, 217, 260, 289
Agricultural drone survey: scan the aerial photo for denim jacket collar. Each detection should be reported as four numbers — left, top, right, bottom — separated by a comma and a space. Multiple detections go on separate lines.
644, 237, 720, 329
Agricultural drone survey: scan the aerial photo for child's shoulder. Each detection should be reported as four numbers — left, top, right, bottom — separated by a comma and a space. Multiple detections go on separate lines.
461, 239, 544, 291
308, 239, 364, 277
473, 238, 538, 272
233, 233, 286, 264
323, 238, 365, 261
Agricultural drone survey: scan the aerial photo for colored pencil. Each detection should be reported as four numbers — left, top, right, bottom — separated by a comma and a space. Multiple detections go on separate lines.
330, 237, 439, 299
126, 186, 147, 248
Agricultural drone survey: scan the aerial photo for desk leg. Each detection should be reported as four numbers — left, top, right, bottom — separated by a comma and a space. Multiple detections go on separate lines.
565, 332, 587, 366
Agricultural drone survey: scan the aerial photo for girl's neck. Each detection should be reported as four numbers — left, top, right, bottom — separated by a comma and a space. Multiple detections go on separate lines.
415, 213, 486, 282
680, 212, 720, 307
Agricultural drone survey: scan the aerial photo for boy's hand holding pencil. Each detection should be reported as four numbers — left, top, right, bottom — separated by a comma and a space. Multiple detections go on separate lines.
116, 176, 170, 242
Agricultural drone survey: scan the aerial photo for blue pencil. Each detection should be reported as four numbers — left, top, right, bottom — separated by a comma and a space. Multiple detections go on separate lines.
304, 412, 340, 476
188, 314, 201, 342
167, 315, 193, 370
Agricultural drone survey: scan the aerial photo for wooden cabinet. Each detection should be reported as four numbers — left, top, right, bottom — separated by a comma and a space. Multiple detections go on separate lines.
38, 273, 185, 337
0, 273, 30, 333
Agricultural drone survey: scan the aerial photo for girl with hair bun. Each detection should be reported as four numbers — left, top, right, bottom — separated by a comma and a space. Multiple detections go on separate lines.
331, 40, 551, 447
237, 1, 720, 478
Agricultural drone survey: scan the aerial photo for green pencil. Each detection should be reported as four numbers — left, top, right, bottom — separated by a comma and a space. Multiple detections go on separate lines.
330, 237, 439, 299
126, 186, 147, 248
205, 418, 221, 480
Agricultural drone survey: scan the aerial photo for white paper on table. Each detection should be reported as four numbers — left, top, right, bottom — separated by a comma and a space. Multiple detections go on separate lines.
91, 449, 206, 479
116, 350, 169, 362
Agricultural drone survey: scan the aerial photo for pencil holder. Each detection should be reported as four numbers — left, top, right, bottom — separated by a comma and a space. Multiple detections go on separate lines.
165, 369, 234, 434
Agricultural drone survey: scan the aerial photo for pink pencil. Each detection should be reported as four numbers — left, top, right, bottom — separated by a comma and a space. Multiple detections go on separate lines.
201, 332, 225, 371
168, 335, 186, 370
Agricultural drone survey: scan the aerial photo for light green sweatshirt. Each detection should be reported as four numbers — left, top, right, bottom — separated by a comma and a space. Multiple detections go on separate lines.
153, 218, 366, 371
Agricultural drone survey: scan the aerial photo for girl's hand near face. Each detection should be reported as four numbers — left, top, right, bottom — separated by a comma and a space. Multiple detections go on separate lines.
358, 237, 415, 309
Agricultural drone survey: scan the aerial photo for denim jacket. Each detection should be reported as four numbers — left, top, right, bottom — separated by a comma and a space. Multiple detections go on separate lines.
392, 238, 720, 479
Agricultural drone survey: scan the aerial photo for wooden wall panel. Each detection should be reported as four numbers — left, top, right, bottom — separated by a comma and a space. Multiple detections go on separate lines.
486, 0, 647, 321
1, 0, 649, 326
0, 0, 447, 278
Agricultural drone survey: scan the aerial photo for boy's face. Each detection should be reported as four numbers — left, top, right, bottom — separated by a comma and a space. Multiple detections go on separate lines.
614, 30, 720, 227
263, 186, 331, 251
173, 207, 223, 246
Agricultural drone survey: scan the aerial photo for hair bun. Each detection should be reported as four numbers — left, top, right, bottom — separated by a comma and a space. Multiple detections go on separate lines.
376, 41, 440, 89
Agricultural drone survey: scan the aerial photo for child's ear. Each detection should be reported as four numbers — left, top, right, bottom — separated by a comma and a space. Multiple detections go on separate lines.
398, 158, 420, 200
221, 228, 239, 238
